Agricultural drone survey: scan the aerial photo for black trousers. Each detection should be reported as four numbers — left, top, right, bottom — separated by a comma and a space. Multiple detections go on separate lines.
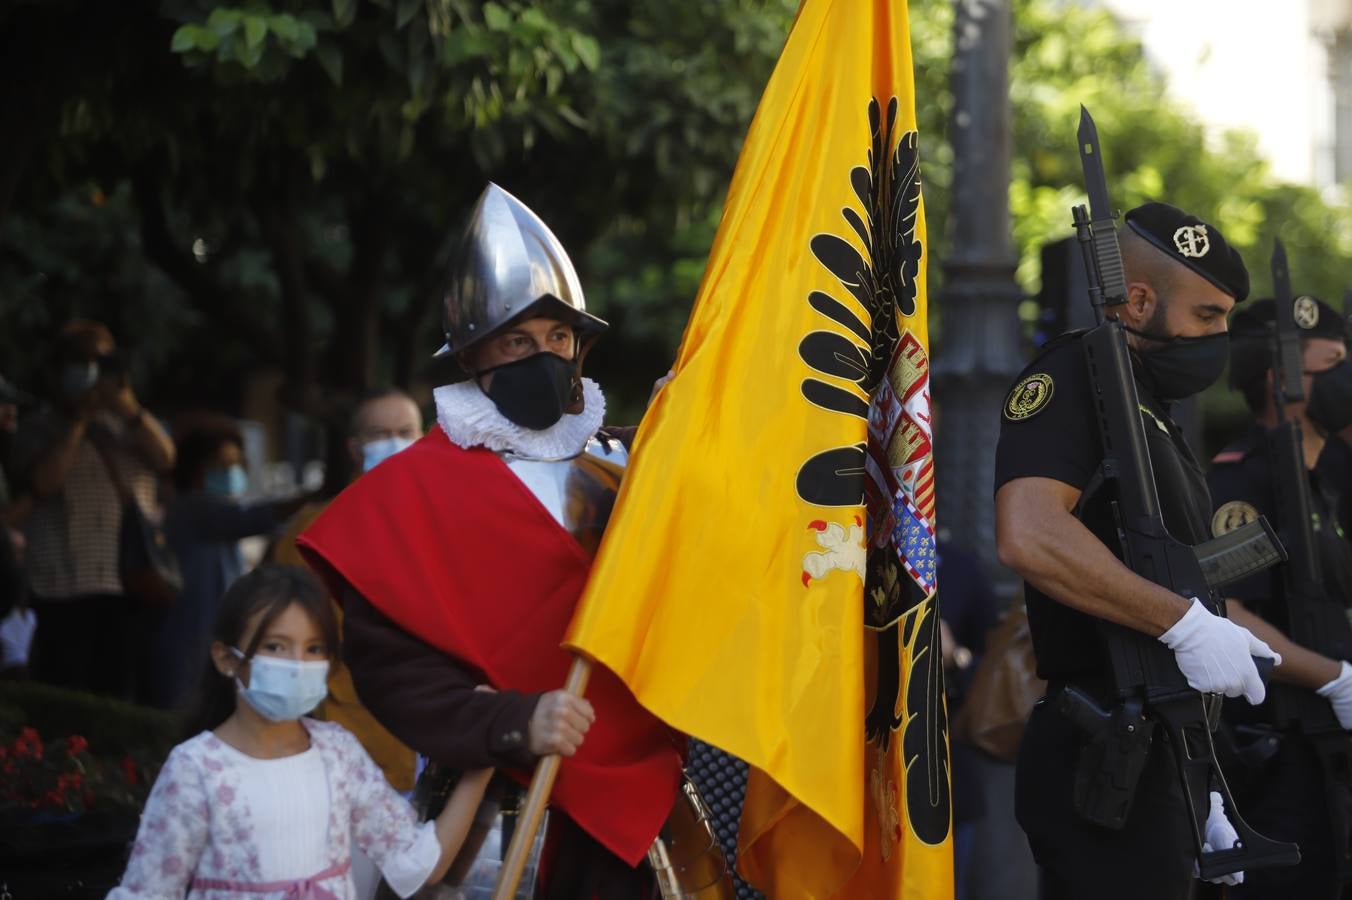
1233, 732, 1339, 900
30, 593, 138, 700
1016, 696, 1198, 900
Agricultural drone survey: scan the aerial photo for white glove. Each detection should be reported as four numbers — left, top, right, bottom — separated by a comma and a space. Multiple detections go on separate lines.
1317, 660, 1352, 729
1193, 790, 1244, 885
1158, 598, 1280, 704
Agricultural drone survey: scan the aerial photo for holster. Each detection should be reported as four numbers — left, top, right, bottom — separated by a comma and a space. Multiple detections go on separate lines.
1058, 686, 1156, 829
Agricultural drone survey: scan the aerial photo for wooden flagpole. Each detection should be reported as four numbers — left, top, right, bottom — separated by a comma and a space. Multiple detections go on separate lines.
491, 655, 593, 900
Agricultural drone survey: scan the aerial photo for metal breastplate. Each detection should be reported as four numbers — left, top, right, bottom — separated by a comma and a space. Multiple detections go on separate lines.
505, 449, 624, 558
647, 779, 737, 898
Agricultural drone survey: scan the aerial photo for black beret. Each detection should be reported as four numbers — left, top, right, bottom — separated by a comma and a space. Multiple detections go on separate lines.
1124, 202, 1250, 301
1228, 295, 1350, 388
1230, 296, 1349, 342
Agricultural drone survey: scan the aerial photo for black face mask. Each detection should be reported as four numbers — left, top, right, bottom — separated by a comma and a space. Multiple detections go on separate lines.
1125, 325, 1230, 402
1307, 361, 1352, 434
479, 352, 579, 431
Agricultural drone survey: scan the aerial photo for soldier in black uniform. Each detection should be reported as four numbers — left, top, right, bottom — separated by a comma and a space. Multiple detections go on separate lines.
1208, 294, 1352, 899
995, 202, 1279, 900
1314, 337, 1352, 522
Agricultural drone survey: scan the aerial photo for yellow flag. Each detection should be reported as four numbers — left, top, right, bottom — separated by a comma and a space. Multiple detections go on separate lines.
565, 0, 950, 895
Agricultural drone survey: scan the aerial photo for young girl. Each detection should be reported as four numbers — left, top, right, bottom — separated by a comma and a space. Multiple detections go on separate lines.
109, 564, 492, 899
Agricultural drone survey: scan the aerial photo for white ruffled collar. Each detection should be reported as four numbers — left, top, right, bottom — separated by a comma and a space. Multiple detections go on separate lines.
434, 377, 606, 458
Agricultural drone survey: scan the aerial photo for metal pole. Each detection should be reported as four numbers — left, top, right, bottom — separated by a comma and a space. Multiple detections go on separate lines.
932, 0, 1026, 599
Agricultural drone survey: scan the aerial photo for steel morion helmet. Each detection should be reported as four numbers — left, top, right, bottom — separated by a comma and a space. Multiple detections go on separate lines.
435, 183, 608, 359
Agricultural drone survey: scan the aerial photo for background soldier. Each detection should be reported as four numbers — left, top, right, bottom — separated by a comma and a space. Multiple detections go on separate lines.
994, 202, 1278, 900
1210, 294, 1352, 898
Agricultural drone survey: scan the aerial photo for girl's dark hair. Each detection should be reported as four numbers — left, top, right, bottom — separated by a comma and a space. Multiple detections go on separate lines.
184, 564, 339, 736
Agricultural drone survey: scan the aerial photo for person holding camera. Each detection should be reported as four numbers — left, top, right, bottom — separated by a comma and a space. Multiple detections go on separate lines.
11, 319, 175, 699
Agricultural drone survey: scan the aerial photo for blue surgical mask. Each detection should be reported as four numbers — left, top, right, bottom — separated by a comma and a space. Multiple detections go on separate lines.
205, 465, 248, 498
362, 436, 415, 472
231, 649, 330, 722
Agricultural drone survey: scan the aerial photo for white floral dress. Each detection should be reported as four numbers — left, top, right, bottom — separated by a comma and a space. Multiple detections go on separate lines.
107, 719, 440, 899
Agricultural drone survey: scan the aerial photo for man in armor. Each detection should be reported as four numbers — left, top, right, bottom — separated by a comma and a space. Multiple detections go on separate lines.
299, 184, 730, 898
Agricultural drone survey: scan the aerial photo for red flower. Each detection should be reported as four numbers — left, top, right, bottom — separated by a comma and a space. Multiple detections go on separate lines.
1, 726, 151, 815
13, 727, 43, 761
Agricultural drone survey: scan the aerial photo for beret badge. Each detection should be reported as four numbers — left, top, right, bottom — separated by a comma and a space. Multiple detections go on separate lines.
1294, 295, 1320, 330
1173, 225, 1210, 259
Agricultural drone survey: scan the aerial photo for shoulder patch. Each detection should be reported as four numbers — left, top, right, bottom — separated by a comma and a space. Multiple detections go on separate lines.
1212, 500, 1260, 537
1004, 373, 1055, 422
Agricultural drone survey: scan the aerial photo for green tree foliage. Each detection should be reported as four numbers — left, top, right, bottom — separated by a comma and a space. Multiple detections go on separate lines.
2, 0, 1350, 429
0, 0, 796, 422
999, 0, 1352, 439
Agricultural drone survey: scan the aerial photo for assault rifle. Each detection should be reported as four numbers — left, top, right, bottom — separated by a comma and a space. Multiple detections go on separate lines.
1058, 106, 1299, 881
1264, 240, 1352, 893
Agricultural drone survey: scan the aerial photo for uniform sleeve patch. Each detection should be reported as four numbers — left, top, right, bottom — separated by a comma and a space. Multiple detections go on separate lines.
1003, 373, 1055, 422
1211, 500, 1260, 537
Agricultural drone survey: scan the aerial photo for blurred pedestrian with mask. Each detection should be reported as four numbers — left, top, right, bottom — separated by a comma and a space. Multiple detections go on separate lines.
11, 320, 175, 698
349, 387, 423, 476
153, 414, 311, 709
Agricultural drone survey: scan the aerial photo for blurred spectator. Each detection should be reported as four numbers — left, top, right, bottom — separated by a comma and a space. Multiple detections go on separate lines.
0, 373, 34, 677
936, 536, 1002, 900
11, 320, 175, 698
150, 414, 310, 709
271, 387, 422, 792
0, 373, 32, 509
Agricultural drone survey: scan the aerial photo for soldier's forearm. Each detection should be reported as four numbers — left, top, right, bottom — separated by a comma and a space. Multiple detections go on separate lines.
996, 477, 1191, 637
1227, 600, 1340, 690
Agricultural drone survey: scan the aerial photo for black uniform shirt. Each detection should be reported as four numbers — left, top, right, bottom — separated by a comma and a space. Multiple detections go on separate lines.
994, 331, 1217, 682
1317, 435, 1352, 530
1208, 427, 1352, 631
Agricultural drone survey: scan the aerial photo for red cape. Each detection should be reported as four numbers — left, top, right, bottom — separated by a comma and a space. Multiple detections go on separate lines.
298, 427, 681, 866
